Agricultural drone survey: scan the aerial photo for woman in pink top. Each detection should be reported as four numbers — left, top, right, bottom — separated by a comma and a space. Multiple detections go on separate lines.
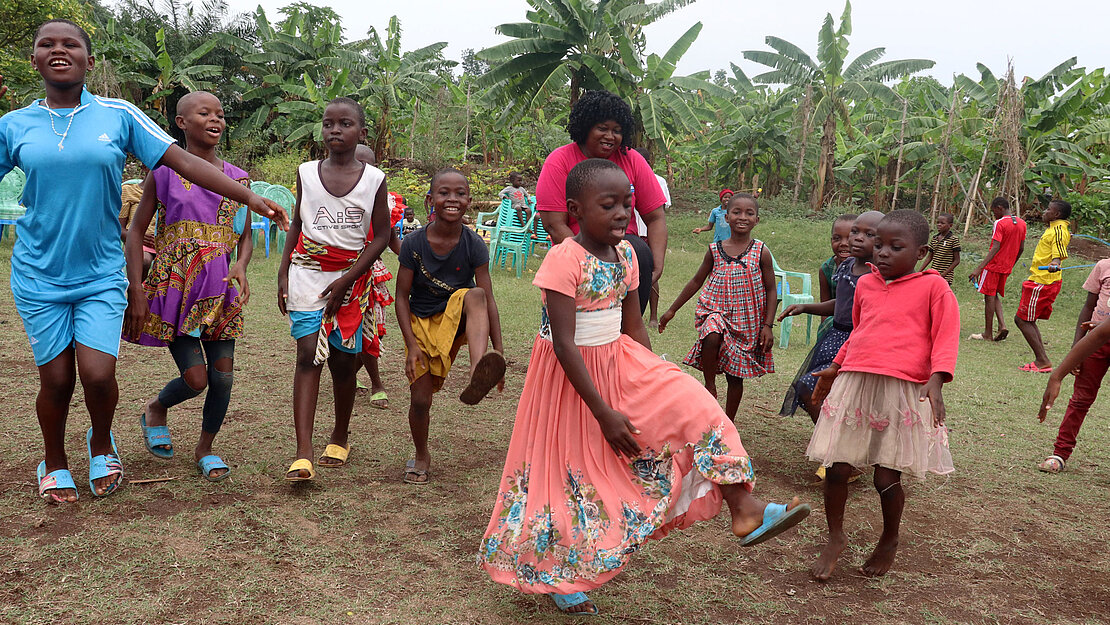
806, 210, 959, 582
535, 90, 667, 313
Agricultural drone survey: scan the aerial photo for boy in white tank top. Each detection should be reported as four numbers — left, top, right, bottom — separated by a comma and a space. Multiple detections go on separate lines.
277, 98, 392, 482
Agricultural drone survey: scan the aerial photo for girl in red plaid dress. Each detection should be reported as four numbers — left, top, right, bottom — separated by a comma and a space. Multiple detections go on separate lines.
659, 194, 777, 421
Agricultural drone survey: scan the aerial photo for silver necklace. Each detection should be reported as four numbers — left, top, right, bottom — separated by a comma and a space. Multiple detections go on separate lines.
42, 101, 77, 151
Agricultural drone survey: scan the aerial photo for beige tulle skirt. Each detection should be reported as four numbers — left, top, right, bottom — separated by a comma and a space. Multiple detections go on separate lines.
806, 371, 955, 479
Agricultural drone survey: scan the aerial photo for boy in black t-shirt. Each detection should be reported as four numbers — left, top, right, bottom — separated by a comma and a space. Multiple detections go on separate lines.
395, 168, 505, 485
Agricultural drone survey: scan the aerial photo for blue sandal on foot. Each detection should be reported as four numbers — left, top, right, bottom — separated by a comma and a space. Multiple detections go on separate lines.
140, 413, 173, 459
550, 592, 599, 616
740, 502, 811, 546
196, 455, 231, 482
86, 428, 124, 497
37, 461, 78, 504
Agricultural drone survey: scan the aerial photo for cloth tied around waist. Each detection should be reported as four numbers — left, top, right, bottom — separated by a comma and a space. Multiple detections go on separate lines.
290, 233, 369, 365
539, 308, 622, 346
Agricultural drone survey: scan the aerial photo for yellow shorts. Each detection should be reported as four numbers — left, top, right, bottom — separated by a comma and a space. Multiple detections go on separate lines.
406, 288, 469, 392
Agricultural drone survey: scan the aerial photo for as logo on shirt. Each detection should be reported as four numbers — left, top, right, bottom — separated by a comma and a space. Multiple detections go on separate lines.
97, 133, 111, 142
313, 205, 364, 230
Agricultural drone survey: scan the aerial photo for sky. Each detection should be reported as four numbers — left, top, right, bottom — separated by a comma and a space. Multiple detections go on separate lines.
222, 0, 1109, 83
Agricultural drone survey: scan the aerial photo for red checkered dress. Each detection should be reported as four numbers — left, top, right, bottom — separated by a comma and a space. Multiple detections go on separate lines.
682, 240, 774, 378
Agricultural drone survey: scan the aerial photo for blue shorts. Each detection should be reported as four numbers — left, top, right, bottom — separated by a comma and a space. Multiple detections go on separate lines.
10, 269, 128, 366
288, 309, 362, 354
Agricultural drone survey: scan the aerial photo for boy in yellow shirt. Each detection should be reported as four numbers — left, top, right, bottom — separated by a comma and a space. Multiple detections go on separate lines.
1016, 200, 1071, 372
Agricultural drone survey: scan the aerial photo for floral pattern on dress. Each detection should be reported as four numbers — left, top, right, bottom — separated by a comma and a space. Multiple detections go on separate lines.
538, 240, 634, 340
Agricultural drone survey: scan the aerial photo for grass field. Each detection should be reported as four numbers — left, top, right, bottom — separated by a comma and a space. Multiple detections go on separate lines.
1, 201, 1108, 625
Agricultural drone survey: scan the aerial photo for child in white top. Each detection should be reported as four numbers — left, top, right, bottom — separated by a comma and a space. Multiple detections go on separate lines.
277, 97, 391, 482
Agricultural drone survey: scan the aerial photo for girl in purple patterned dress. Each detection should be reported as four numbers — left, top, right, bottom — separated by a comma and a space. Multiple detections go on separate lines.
659, 193, 777, 421
123, 92, 251, 481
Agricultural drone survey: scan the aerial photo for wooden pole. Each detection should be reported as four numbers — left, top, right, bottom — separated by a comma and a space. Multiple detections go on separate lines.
793, 85, 814, 202
890, 97, 908, 210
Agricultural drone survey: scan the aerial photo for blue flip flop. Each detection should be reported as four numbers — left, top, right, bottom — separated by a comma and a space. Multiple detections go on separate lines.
550, 592, 599, 616
740, 502, 812, 547
86, 428, 124, 497
37, 461, 78, 504
196, 455, 231, 482
140, 413, 173, 459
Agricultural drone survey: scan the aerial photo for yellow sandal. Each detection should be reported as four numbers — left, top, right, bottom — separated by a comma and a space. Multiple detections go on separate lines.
284, 458, 316, 482
318, 444, 350, 468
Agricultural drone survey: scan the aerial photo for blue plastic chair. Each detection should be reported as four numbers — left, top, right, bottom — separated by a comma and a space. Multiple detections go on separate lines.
0, 167, 26, 240
475, 199, 508, 244
261, 184, 295, 256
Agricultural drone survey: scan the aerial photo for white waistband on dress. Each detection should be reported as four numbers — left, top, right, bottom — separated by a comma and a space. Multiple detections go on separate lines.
573, 308, 622, 346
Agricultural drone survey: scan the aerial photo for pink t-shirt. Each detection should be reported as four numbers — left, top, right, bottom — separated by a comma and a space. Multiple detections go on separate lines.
834, 266, 961, 385
535, 143, 666, 236
1082, 259, 1110, 324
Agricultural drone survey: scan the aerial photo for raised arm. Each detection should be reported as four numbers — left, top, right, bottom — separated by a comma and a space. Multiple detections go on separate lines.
657, 248, 714, 332
158, 145, 288, 229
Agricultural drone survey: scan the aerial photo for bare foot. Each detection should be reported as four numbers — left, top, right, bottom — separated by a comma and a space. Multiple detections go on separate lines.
812, 532, 849, 581
91, 471, 122, 496
705, 381, 717, 399
860, 535, 899, 577
143, 397, 171, 454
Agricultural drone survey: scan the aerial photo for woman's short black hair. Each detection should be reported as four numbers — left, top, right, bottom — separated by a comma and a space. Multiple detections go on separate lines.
567, 90, 636, 151
34, 19, 92, 54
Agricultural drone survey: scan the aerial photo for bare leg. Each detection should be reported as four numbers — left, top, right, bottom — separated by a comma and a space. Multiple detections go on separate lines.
462, 287, 491, 376
991, 295, 1007, 337
723, 374, 743, 421
288, 335, 323, 479
861, 467, 903, 576
317, 350, 358, 466
647, 280, 660, 328
36, 347, 78, 502
802, 390, 821, 424
700, 332, 722, 398
1015, 316, 1051, 368
812, 462, 853, 581
985, 293, 1003, 337
406, 373, 434, 482
361, 352, 385, 394
76, 344, 122, 495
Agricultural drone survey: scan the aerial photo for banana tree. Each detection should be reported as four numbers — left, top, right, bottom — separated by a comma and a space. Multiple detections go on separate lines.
744, 0, 934, 210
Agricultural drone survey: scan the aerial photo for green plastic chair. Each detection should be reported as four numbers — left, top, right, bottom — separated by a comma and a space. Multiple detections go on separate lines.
770, 252, 814, 348
493, 207, 536, 278
0, 167, 26, 240
475, 199, 507, 245
262, 184, 296, 257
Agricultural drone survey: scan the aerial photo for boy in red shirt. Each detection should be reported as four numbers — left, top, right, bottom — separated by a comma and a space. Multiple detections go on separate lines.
968, 197, 1026, 341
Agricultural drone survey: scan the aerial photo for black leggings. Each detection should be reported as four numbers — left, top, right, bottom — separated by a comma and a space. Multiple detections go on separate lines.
157, 337, 235, 434
624, 234, 653, 314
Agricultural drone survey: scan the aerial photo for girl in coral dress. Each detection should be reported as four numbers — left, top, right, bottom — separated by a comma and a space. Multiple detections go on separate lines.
478, 159, 809, 616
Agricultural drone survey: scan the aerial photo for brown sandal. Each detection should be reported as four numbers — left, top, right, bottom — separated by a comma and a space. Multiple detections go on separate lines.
460, 351, 506, 405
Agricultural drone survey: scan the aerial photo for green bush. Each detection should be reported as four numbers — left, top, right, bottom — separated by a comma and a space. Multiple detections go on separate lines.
251, 150, 308, 190
1067, 192, 1110, 238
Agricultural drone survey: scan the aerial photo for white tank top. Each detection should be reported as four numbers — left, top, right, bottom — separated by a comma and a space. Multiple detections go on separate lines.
286, 160, 385, 312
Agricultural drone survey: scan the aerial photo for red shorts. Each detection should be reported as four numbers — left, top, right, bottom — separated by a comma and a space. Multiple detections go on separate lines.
977, 269, 1010, 297
1017, 280, 1062, 322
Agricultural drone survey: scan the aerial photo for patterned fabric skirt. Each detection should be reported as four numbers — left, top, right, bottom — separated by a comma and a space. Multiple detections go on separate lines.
780, 322, 849, 416
479, 334, 755, 594
131, 239, 242, 347
682, 311, 774, 378
806, 371, 955, 479
361, 260, 394, 357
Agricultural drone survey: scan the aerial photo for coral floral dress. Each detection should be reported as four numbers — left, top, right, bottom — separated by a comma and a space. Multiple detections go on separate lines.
478, 239, 756, 594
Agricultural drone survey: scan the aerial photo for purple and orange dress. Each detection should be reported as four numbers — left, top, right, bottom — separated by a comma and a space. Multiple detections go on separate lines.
129, 162, 249, 346
479, 238, 757, 594
682, 239, 774, 378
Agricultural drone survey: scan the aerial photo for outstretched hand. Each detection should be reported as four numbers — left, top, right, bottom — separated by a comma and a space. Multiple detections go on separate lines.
225, 264, 250, 305
248, 194, 290, 230
596, 408, 641, 458
777, 304, 805, 322
657, 310, 675, 333
918, 375, 946, 426
810, 365, 840, 408
1038, 376, 1062, 423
